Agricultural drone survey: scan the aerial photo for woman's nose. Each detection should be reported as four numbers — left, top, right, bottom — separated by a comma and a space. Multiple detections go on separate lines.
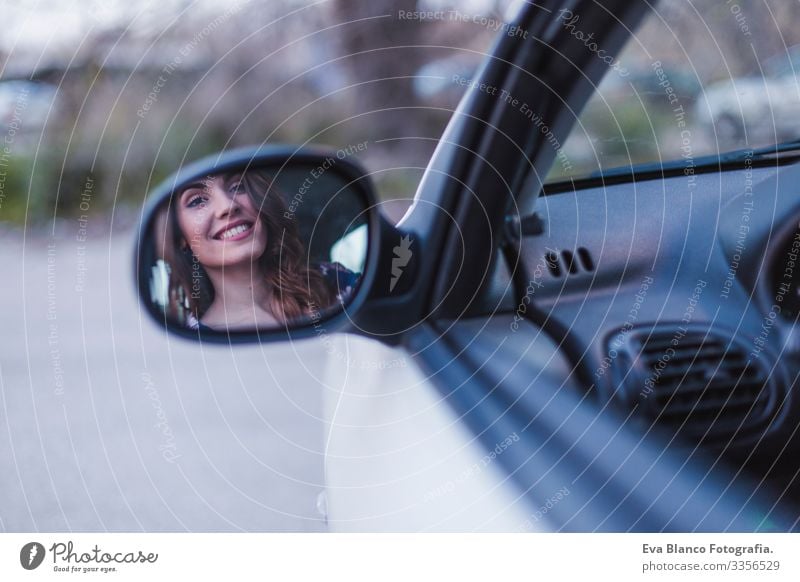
210, 184, 241, 218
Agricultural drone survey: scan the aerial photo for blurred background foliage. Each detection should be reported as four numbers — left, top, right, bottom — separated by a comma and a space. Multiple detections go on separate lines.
0, 0, 497, 228
2, 0, 800, 228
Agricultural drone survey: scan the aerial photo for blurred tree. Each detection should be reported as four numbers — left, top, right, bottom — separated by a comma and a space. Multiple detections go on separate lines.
329, 0, 454, 164
646, 0, 800, 80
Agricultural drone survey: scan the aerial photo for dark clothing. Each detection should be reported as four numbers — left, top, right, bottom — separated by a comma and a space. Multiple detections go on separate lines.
318, 261, 360, 304
190, 262, 361, 331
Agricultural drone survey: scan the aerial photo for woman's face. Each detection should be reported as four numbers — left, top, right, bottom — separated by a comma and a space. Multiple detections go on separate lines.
176, 173, 268, 270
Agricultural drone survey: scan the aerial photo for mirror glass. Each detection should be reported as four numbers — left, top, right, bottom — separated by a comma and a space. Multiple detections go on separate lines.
141, 160, 369, 333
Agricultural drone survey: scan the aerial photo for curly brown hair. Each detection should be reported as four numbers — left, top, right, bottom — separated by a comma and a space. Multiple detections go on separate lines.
165, 170, 332, 324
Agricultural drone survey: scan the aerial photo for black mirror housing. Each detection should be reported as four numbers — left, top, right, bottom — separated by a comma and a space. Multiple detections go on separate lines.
134, 145, 389, 344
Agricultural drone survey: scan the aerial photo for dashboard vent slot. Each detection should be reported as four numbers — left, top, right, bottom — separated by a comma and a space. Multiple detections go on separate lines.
544, 247, 595, 278
545, 251, 561, 277
577, 247, 594, 271
611, 325, 778, 442
562, 249, 578, 274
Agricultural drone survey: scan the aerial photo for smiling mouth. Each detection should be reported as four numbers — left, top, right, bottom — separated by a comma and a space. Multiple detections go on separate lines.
214, 221, 254, 241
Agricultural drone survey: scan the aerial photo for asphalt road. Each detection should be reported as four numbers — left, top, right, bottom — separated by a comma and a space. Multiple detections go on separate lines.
0, 227, 329, 531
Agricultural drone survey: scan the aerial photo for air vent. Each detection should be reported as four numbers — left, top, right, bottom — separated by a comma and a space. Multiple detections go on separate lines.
610, 325, 779, 443
545, 247, 595, 278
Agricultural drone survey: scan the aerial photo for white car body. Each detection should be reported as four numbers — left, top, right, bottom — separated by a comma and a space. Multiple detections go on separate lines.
322, 334, 539, 531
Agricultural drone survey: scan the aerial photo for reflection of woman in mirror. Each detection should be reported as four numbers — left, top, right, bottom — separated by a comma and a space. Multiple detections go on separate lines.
162, 171, 353, 331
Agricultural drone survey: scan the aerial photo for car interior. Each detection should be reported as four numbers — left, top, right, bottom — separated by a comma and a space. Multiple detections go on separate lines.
383, 0, 800, 530
329, 0, 800, 530
453, 147, 800, 527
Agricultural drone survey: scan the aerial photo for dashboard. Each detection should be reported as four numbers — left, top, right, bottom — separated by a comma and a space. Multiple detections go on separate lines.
509, 160, 800, 502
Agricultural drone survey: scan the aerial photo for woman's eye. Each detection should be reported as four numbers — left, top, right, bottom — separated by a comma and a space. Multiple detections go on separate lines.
229, 182, 244, 194
186, 195, 207, 208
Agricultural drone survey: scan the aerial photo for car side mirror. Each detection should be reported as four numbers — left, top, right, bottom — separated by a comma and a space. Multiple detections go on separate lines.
134, 146, 385, 343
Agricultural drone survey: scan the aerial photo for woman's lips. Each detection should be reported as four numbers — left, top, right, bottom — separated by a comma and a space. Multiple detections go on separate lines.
214, 221, 254, 241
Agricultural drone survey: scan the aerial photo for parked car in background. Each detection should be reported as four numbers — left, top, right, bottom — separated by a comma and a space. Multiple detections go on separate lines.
695, 45, 800, 145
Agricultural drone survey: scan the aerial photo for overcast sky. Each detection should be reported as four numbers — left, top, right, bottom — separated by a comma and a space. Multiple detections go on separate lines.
0, 0, 246, 54
0, 0, 504, 62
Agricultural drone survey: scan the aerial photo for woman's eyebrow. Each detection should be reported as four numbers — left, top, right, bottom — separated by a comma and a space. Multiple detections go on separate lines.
178, 182, 207, 198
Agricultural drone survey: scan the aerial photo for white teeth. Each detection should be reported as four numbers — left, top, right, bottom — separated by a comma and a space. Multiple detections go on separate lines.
219, 224, 250, 240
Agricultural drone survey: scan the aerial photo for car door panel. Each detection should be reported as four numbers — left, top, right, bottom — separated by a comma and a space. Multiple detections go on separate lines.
323, 333, 534, 531
410, 316, 793, 531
